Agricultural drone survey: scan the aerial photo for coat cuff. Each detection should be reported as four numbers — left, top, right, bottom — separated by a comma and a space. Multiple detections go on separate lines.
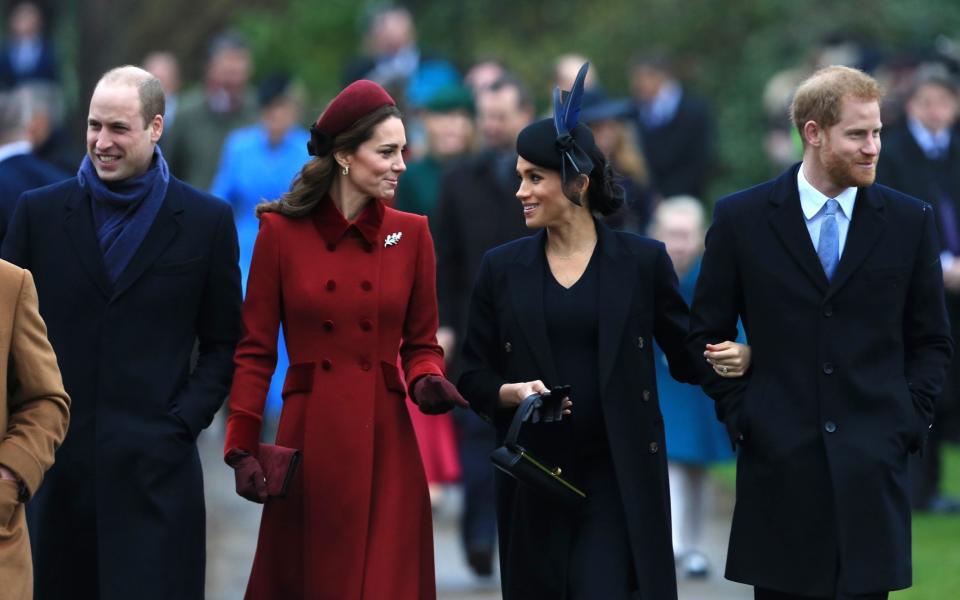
404, 360, 444, 396
0, 440, 43, 499
224, 414, 262, 459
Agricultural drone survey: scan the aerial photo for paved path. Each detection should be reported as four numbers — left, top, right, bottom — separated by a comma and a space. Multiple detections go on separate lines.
200, 424, 750, 599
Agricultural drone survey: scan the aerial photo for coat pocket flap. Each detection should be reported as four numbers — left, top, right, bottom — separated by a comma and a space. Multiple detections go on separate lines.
282, 362, 315, 398
381, 361, 407, 396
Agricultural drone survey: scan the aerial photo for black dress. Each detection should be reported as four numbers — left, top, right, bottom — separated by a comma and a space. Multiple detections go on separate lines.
539, 249, 637, 599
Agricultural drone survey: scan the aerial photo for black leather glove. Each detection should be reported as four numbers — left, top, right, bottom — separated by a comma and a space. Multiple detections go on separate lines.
412, 375, 470, 415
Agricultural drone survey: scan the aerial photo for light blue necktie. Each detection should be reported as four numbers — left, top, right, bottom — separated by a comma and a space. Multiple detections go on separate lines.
817, 198, 840, 281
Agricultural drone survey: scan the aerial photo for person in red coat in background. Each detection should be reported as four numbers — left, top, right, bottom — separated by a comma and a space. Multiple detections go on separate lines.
223, 80, 468, 600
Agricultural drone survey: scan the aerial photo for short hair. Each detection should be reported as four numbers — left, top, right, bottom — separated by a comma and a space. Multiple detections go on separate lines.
487, 73, 534, 112
790, 65, 881, 138
651, 195, 705, 232
97, 65, 165, 128
16, 81, 64, 125
908, 63, 958, 100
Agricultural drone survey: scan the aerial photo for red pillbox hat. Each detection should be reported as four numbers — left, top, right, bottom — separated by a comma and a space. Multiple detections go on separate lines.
315, 80, 396, 137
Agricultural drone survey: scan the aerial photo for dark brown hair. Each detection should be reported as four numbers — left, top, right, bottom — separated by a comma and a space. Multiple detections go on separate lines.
561, 145, 624, 216
257, 104, 402, 218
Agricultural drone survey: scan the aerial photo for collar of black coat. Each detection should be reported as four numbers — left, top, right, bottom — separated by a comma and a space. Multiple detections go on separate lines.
513, 217, 623, 266
771, 162, 883, 210
312, 194, 385, 246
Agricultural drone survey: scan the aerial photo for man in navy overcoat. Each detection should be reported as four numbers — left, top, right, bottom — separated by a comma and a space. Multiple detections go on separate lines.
2, 66, 241, 599
689, 66, 952, 599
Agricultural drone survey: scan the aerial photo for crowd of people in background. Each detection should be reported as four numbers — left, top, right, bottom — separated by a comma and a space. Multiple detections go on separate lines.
1, 1, 959, 598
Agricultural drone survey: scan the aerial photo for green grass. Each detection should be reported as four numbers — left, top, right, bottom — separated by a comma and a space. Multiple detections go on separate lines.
710, 444, 960, 598
896, 444, 960, 599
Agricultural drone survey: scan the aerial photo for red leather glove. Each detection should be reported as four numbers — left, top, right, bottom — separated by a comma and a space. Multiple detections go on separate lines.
225, 450, 267, 504
412, 375, 470, 415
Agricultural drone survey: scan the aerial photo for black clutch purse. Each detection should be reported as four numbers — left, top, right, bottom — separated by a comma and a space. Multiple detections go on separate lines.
490, 393, 586, 507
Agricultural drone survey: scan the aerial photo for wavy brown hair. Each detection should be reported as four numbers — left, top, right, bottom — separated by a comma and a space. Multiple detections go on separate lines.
257, 104, 403, 218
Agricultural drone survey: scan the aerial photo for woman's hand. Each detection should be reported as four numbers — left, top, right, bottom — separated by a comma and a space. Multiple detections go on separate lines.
412, 375, 469, 414
225, 450, 267, 504
498, 380, 573, 415
704, 341, 751, 378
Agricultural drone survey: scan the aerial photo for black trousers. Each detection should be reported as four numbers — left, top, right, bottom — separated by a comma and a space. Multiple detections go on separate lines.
755, 587, 888, 600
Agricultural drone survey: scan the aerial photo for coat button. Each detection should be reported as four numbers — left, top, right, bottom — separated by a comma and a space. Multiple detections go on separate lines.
322, 320, 334, 332
638, 336, 645, 349
642, 390, 651, 402
361, 280, 373, 291
649, 442, 659, 454
326, 243, 336, 252
321, 359, 332, 371
360, 360, 371, 371
823, 304, 834, 318
824, 421, 837, 433
504, 341, 512, 353
360, 319, 372, 331
326, 280, 336, 291
823, 362, 835, 375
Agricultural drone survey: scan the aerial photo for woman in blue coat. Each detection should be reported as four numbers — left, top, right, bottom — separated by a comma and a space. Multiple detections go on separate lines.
651, 196, 741, 579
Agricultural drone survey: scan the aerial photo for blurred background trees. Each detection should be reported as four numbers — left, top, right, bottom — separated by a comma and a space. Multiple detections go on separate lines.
16, 0, 960, 200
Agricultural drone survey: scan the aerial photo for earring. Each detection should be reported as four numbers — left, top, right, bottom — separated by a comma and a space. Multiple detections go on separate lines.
342, 164, 350, 176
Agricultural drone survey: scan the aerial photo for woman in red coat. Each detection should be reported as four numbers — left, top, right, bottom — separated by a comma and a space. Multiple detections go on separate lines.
223, 80, 467, 600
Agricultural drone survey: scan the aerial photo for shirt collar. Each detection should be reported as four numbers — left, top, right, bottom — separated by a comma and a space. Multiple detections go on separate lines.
907, 116, 951, 157
0, 140, 32, 163
797, 162, 857, 221
313, 195, 385, 246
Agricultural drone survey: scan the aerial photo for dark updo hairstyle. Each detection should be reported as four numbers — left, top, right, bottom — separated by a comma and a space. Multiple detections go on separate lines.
563, 145, 624, 216
257, 104, 402, 218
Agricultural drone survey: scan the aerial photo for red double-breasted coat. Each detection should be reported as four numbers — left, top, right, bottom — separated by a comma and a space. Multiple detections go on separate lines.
225, 196, 444, 599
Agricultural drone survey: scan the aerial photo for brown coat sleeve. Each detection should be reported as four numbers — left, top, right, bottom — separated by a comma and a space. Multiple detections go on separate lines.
0, 269, 70, 499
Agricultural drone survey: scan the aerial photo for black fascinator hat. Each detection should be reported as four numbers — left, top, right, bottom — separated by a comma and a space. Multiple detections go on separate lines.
516, 62, 597, 205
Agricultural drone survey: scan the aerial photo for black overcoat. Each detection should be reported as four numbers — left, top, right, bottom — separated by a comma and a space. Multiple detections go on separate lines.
688, 164, 953, 596
1, 177, 242, 600
457, 222, 698, 600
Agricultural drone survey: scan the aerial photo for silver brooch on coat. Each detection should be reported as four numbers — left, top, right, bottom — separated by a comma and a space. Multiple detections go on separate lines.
384, 232, 403, 247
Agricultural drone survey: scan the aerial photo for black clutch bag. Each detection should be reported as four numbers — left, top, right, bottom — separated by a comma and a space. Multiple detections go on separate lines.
490, 393, 586, 507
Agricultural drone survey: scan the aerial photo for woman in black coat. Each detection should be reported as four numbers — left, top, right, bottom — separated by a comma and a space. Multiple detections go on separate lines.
456, 64, 750, 600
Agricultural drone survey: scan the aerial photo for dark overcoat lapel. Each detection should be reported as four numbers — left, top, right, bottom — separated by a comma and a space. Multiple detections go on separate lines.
766, 174, 829, 293
766, 172, 887, 298
595, 222, 639, 395
827, 187, 885, 300
63, 184, 186, 301
503, 223, 641, 392
63, 186, 111, 299
506, 230, 560, 386
111, 187, 182, 300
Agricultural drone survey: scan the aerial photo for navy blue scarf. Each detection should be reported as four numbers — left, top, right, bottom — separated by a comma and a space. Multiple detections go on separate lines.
78, 146, 170, 284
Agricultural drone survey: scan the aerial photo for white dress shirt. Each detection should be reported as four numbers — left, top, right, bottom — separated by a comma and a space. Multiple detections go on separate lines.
798, 163, 857, 258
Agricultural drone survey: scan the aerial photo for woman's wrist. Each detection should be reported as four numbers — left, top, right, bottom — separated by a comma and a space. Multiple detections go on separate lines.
498, 380, 548, 407
498, 383, 521, 407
